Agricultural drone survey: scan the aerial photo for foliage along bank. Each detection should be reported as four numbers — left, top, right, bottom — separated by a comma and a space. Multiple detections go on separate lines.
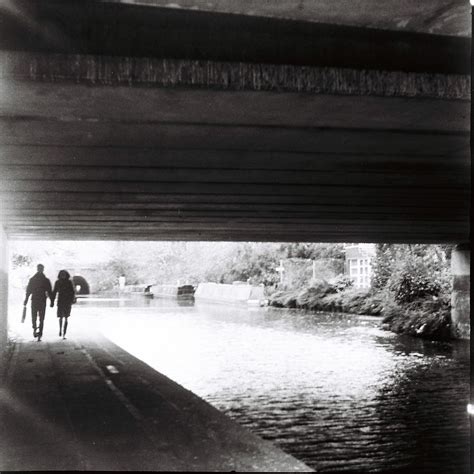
269, 244, 455, 341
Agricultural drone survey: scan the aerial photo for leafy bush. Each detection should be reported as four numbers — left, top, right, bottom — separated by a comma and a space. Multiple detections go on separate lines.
330, 274, 354, 292
382, 306, 452, 341
269, 290, 298, 308
295, 283, 334, 308
308, 279, 337, 296
390, 269, 441, 304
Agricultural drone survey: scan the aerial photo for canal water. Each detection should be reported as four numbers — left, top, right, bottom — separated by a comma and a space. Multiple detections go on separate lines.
18, 296, 471, 472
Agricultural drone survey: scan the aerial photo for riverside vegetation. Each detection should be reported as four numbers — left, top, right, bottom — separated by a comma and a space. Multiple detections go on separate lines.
269, 244, 454, 341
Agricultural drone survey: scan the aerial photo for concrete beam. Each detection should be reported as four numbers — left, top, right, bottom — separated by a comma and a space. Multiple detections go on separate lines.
100, 0, 471, 37
0, 165, 469, 188
0, 191, 467, 208
0, 52, 470, 101
0, 201, 468, 217
7, 232, 468, 244
0, 1, 470, 74
0, 120, 469, 154
0, 148, 468, 169
1, 210, 468, 221
0, 182, 468, 204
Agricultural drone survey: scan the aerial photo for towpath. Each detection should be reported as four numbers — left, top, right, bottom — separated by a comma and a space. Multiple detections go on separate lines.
0, 325, 312, 471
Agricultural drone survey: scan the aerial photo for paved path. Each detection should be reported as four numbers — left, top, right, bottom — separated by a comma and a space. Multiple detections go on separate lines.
0, 330, 312, 471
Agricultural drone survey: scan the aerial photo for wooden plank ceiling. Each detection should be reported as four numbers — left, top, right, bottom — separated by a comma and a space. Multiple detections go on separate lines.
0, 0, 470, 242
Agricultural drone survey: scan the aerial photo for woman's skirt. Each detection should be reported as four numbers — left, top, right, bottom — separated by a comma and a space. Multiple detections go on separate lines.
57, 303, 72, 318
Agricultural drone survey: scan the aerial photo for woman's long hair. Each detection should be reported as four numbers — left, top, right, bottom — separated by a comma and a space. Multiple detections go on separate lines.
57, 269, 71, 280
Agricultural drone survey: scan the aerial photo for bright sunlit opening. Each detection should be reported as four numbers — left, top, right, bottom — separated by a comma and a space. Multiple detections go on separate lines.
467, 403, 474, 415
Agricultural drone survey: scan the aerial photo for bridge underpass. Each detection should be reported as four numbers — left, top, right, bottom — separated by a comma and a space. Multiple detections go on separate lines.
0, 0, 470, 243
0, 0, 471, 470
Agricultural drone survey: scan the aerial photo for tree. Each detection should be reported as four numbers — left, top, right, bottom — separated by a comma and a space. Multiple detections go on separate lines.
371, 244, 452, 304
11, 253, 32, 269
371, 244, 397, 289
219, 243, 281, 285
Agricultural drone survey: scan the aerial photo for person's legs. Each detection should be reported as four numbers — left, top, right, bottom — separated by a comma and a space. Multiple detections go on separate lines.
58, 306, 63, 336
31, 304, 38, 337
37, 303, 46, 340
63, 317, 68, 339
62, 304, 71, 339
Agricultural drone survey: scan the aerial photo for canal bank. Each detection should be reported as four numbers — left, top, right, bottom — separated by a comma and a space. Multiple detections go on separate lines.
269, 284, 458, 342
1, 323, 311, 471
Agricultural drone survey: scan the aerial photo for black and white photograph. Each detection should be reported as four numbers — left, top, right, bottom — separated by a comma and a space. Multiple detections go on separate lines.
0, 1, 471, 472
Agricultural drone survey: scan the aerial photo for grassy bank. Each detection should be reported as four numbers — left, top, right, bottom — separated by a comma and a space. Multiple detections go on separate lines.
269, 286, 385, 316
268, 281, 453, 341
381, 307, 451, 341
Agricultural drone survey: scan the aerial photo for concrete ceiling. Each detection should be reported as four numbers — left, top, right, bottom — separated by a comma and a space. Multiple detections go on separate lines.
0, 0, 470, 242
108, 0, 472, 37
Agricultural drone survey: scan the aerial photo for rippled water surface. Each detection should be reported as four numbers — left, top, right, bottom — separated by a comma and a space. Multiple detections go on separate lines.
76, 297, 470, 472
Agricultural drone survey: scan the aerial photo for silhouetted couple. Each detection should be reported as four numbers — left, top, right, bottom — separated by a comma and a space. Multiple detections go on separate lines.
24, 264, 76, 341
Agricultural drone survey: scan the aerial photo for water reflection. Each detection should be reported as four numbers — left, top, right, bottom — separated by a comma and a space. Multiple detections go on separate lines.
77, 297, 469, 473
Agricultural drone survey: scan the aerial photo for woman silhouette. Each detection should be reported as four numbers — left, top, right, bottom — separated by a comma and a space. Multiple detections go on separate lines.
51, 270, 76, 339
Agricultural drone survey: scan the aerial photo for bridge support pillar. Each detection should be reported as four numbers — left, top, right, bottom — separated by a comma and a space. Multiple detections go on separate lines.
0, 225, 9, 377
451, 243, 470, 339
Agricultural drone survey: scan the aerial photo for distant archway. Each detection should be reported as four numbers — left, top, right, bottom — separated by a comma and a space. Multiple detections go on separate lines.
72, 275, 90, 295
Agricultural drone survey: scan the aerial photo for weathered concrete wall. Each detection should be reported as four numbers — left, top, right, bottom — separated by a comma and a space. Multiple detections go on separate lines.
0, 225, 9, 373
451, 244, 470, 339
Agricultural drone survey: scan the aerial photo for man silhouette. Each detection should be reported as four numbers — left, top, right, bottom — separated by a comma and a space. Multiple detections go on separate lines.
24, 264, 52, 341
